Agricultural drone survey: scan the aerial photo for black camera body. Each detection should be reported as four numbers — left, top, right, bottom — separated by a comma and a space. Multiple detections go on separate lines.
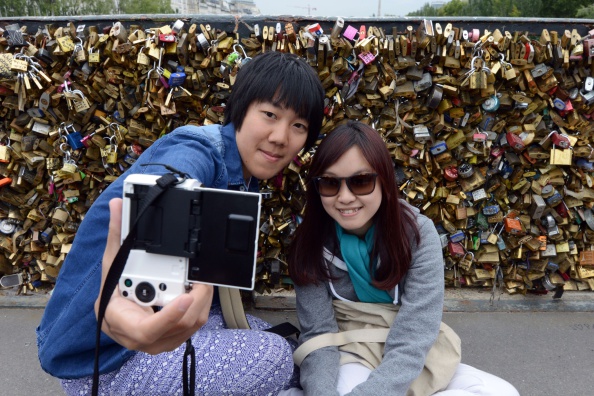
119, 174, 261, 306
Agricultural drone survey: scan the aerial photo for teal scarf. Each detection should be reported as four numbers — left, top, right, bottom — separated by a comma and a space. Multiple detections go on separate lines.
335, 223, 393, 303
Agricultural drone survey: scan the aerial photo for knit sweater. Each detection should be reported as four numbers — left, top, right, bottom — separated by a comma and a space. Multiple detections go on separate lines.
294, 202, 444, 395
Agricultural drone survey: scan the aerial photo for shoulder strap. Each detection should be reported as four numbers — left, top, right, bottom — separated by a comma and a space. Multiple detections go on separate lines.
292, 328, 390, 366
218, 287, 251, 329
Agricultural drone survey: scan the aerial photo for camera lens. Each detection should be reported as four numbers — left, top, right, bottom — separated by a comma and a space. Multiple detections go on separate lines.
135, 282, 156, 304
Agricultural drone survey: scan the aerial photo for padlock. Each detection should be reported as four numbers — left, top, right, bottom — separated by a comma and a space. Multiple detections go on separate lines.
63, 125, 85, 150
357, 50, 378, 65
413, 73, 433, 92
487, 223, 503, 244
550, 132, 570, 149
458, 252, 475, 271
168, 71, 187, 86
0, 145, 11, 163
457, 162, 474, 179
159, 33, 176, 43
413, 125, 432, 143
101, 145, 118, 164
343, 25, 359, 41
472, 188, 488, 202
503, 217, 523, 235
429, 140, 447, 156
52, 207, 70, 226
443, 166, 458, 181
449, 230, 465, 244
506, 132, 525, 151
483, 204, 500, 216
448, 241, 466, 259
307, 23, 324, 37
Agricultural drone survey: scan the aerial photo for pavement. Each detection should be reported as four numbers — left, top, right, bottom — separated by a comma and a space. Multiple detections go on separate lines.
1, 287, 593, 396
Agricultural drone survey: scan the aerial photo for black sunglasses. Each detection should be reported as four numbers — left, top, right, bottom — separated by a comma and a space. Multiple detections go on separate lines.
312, 174, 378, 197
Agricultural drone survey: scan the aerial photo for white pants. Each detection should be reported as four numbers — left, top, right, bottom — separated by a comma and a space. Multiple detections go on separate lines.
278, 362, 519, 396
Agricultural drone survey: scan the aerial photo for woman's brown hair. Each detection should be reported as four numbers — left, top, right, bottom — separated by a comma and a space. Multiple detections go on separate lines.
288, 121, 420, 289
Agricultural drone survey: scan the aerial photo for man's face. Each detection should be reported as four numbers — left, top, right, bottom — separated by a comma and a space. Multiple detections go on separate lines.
236, 101, 309, 180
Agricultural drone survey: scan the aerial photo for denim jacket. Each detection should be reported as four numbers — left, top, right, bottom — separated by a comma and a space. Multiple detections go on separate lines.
37, 123, 259, 379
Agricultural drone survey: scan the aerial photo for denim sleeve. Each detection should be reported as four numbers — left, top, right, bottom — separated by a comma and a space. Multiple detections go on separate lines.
36, 126, 228, 379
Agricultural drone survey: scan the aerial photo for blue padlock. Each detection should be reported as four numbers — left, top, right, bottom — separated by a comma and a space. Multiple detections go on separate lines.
545, 191, 563, 206
449, 230, 465, 243
482, 205, 500, 216
576, 158, 594, 172
499, 161, 513, 179
168, 72, 186, 87
65, 126, 85, 150
429, 141, 447, 156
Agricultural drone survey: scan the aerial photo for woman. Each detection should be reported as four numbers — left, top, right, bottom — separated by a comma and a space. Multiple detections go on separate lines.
284, 121, 519, 395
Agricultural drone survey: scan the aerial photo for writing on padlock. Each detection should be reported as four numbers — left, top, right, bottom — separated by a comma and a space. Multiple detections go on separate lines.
168, 70, 186, 86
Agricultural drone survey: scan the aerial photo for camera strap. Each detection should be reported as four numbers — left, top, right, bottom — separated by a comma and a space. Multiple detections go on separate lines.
93, 172, 196, 396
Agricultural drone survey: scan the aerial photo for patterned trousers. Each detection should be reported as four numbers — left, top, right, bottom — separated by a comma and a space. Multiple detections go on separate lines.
61, 306, 296, 396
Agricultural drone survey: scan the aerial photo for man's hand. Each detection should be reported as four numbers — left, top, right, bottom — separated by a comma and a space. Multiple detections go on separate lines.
94, 198, 213, 354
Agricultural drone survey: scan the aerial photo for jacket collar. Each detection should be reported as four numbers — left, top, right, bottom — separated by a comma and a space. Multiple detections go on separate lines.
221, 123, 258, 192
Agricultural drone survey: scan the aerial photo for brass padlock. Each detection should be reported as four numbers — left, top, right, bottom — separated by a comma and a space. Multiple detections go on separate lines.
458, 252, 474, 272
550, 145, 572, 165
0, 145, 11, 163
52, 207, 70, 226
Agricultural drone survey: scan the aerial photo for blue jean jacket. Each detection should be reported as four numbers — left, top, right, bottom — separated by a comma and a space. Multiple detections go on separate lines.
36, 124, 259, 379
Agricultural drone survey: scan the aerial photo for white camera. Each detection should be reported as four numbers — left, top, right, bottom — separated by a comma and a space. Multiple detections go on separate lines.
118, 174, 261, 307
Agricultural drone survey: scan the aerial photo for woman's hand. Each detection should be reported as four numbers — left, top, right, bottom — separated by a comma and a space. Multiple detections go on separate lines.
94, 198, 213, 354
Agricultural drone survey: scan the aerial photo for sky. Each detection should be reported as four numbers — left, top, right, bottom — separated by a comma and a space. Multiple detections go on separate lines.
253, 0, 432, 18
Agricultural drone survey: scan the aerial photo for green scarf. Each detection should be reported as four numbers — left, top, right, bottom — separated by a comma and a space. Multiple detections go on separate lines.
335, 223, 393, 303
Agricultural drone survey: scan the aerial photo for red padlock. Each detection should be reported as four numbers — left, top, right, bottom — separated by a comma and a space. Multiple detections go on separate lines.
554, 202, 569, 218
448, 241, 466, 259
550, 132, 570, 149
159, 33, 176, 43
564, 100, 574, 112
506, 132, 525, 151
358, 25, 366, 40
444, 166, 459, 181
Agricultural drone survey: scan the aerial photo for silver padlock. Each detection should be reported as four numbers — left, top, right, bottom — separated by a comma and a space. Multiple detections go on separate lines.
583, 76, 594, 93
413, 73, 433, 92
472, 188, 488, 202
413, 125, 432, 143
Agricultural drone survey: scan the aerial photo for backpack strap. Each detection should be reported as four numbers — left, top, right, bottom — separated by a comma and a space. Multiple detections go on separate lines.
219, 287, 300, 337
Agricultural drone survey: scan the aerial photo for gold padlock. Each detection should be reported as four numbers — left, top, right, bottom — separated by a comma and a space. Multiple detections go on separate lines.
52, 207, 70, 226
550, 145, 572, 165
88, 48, 100, 63
0, 145, 11, 163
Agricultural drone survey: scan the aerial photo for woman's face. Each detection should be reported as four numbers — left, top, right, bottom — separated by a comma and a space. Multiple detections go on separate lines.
318, 146, 382, 237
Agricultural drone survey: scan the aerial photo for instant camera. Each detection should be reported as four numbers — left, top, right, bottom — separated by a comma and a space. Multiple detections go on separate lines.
119, 174, 261, 306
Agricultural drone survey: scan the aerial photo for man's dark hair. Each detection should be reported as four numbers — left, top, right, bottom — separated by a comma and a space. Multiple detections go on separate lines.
224, 51, 324, 151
